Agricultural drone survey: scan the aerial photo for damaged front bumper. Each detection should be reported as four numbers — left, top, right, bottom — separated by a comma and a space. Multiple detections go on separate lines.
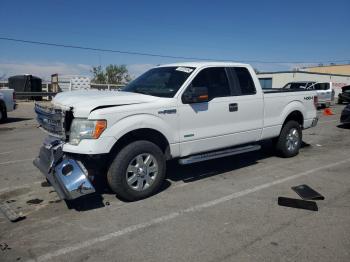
33, 137, 95, 200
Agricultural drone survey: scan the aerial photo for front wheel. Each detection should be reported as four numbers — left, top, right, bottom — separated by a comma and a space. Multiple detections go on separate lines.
275, 121, 302, 158
107, 140, 166, 201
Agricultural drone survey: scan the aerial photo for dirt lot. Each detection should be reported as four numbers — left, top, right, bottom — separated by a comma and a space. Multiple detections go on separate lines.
0, 102, 350, 262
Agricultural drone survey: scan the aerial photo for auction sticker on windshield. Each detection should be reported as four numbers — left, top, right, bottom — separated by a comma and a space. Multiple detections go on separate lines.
176, 67, 194, 73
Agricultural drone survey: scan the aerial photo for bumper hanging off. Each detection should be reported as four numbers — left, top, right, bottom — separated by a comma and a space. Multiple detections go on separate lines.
33, 138, 95, 200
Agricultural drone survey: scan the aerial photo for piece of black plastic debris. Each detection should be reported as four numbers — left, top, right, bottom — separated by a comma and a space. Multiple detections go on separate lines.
291, 184, 325, 200
0, 202, 26, 222
278, 197, 318, 211
26, 198, 43, 205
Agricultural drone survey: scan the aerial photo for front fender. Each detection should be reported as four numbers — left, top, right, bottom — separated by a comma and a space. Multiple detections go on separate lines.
102, 113, 178, 151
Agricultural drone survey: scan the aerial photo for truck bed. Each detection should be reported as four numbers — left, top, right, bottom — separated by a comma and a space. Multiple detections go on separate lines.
263, 88, 315, 94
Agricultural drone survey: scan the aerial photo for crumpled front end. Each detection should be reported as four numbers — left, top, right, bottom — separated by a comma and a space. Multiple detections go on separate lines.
33, 137, 95, 200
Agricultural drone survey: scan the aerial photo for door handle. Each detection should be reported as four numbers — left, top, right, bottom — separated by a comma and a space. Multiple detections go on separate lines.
229, 103, 238, 112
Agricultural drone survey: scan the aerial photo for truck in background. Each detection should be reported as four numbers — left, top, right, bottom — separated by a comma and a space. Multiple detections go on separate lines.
0, 88, 16, 122
282, 81, 334, 108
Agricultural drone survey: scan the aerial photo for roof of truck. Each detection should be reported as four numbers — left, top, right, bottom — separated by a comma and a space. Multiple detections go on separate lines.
158, 61, 249, 68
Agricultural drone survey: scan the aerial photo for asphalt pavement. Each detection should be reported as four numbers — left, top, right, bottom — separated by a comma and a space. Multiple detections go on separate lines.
0, 102, 349, 262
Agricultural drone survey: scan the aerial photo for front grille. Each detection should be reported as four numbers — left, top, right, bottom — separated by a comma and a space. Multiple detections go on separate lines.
35, 103, 65, 138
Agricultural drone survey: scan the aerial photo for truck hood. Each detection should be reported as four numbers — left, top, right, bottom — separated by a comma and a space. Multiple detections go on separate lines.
53, 90, 159, 117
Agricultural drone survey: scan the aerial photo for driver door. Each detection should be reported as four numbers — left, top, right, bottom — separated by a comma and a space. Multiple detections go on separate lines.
178, 67, 236, 156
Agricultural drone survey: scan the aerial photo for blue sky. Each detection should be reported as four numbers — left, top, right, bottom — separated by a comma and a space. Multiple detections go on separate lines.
0, 0, 349, 80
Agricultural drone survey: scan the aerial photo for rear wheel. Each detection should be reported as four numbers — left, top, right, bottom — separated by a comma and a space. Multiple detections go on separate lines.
275, 120, 302, 158
107, 140, 166, 201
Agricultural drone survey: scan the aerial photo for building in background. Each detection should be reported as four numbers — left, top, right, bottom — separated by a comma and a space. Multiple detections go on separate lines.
257, 71, 350, 96
302, 64, 350, 76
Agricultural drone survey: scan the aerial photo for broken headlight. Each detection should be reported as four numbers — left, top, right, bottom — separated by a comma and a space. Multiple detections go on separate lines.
69, 119, 107, 145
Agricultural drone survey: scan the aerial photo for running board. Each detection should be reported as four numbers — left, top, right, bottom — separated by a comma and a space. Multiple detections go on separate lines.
178, 145, 261, 165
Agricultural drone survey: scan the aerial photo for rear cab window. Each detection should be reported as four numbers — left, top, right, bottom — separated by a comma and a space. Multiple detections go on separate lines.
313, 83, 330, 90
228, 67, 257, 95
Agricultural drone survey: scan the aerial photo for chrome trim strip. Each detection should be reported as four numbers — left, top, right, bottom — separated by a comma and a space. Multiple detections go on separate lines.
179, 145, 261, 165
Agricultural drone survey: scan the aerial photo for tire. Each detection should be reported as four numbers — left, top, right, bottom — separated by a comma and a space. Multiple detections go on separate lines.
107, 140, 166, 201
338, 98, 343, 104
275, 120, 302, 158
0, 105, 7, 123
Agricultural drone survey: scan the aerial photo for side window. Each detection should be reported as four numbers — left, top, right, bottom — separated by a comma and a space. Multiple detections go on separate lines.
190, 67, 231, 100
232, 67, 256, 95
314, 83, 330, 90
259, 78, 272, 89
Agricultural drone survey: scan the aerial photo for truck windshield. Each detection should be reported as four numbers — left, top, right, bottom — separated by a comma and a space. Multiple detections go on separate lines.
122, 66, 195, 98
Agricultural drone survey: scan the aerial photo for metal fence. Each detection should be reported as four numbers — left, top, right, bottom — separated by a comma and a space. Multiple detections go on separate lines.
1, 81, 126, 100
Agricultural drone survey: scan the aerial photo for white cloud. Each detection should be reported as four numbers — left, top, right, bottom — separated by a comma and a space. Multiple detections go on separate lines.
0, 61, 92, 81
0, 61, 156, 81
127, 63, 155, 78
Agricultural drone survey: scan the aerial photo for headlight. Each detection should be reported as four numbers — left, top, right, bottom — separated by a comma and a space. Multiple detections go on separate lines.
69, 119, 107, 145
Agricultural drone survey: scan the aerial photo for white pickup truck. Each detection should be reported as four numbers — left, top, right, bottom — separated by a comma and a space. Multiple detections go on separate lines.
282, 81, 334, 108
34, 62, 318, 201
0, 88, 16, 122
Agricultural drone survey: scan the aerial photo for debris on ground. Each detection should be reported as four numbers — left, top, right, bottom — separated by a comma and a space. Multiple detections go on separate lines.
292, 184, 325, 200
278, 197, 318, 211
26, 198, 43, 205
41, 181, 51, 187
0, 202, 26, 222
0, 242, 11, 251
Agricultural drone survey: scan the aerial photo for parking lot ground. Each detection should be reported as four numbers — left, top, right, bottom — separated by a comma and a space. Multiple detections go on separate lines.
0, 102, 350, 262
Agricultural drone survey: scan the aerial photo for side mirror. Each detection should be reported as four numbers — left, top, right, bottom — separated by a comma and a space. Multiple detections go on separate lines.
182, 86, 209, 104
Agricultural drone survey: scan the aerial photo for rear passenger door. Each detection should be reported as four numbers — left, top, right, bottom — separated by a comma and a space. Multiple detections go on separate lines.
225, 67, 264, 142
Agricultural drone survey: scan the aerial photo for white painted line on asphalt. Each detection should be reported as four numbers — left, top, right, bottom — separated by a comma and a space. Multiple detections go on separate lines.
0, 147, 40, 155
0, 158, 34, 166
0, 181, 42, 194
0, 151, 14, 155
26, 157, 350, 262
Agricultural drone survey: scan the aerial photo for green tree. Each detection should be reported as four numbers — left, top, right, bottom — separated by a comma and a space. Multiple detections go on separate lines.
91, 64, 131, 84
91, 65, 107, 84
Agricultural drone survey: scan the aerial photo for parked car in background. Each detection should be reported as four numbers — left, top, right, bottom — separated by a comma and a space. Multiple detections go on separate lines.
338, 85, 350, 104
340, 104, 350, 125
282, 81, 334, 108
0, 88, 16, 122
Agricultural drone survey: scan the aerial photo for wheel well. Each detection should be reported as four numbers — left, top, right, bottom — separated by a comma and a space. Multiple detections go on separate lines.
283, 111, 304, 127
110, 128, 171, 159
